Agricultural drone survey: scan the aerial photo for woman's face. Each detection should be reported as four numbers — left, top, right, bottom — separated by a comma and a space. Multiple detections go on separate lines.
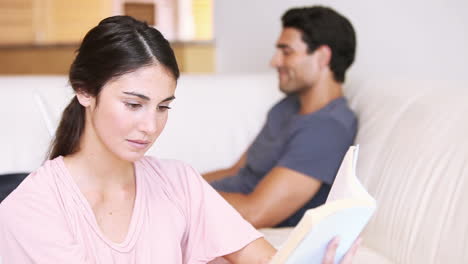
78, 64, 176, 162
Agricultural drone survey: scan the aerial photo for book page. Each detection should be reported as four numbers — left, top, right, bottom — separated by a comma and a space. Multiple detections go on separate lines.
326, 145, 373, 202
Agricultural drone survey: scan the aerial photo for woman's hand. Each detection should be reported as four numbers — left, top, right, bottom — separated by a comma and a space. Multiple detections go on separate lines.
322, 237, 362, 264
228, 236, 361, 264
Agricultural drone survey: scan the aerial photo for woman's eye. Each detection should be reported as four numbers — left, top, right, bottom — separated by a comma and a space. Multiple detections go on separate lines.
157, 105, 171, 112
125, 102, 142, 110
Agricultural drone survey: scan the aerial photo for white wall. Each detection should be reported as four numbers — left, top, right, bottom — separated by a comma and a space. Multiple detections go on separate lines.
214, 0, 468, 80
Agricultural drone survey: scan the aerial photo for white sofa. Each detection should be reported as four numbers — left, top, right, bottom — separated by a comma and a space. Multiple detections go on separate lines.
0, 74, 467, 263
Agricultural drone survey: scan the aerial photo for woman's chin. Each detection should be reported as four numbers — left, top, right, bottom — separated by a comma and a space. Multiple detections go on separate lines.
117, 151, 146, 163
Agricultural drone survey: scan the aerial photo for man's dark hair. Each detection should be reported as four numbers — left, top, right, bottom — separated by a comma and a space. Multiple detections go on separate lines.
282, 6, 356, 83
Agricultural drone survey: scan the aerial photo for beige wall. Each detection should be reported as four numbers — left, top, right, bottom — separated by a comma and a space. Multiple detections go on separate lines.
215, 0, 468, 80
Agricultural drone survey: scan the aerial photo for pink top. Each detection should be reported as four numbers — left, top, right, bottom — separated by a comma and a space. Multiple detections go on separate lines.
0, 157, 262, 263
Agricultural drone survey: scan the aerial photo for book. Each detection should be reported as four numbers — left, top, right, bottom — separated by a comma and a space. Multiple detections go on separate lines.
269, 145, 376, 264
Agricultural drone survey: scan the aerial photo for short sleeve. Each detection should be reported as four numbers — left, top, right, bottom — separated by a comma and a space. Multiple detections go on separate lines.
180, 164, 263, 263
0, 173, 89, 264
277, 119, 351, 184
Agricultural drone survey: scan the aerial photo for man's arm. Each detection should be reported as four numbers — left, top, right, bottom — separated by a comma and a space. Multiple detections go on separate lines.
218, 166, 322, 228
203, 151, 247, 182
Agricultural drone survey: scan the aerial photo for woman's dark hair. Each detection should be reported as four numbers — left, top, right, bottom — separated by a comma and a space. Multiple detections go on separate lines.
282, 6, 356, 83
48, 16, 179, 159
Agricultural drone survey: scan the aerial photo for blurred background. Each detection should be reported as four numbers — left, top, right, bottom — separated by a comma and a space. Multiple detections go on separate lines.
1, 0, 468, 80
0, 0, 214, 74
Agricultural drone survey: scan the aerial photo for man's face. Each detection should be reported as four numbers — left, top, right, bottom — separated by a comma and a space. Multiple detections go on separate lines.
270, 27, 319, 95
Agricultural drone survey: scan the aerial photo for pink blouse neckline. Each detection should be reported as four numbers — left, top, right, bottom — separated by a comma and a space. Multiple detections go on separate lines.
54, 156, 146, 253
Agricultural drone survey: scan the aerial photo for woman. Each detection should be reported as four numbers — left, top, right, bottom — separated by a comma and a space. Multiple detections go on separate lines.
0, 16, 359, 263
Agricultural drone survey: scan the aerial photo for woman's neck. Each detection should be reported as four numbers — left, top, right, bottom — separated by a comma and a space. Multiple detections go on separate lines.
63, 138, 135, 193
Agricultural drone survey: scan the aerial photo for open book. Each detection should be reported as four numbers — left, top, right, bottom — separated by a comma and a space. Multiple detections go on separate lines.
270, 145, 376, 264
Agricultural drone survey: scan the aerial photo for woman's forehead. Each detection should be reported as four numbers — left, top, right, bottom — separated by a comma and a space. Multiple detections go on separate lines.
104, 65, 176, 99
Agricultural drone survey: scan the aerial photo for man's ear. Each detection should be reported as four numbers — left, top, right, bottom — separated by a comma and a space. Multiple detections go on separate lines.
76, 91, 94, 107
316, 45, 332, 70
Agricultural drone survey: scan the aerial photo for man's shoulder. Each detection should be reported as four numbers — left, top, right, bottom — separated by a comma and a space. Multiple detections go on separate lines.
271, 95, 297, 109
327, 97, 357, 120
267, 95, 298, 118
302, 97, 356, 132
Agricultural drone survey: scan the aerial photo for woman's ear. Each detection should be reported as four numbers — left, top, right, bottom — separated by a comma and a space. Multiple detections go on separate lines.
76, 91, 94, 107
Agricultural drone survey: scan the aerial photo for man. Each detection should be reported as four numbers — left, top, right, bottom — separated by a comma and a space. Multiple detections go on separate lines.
204, 6, 357, 228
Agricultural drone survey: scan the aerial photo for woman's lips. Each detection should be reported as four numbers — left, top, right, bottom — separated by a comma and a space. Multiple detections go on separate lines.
126, 139, 150, 149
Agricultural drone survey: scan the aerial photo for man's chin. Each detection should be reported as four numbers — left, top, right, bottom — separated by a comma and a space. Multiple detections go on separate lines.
279, 85, 297, 95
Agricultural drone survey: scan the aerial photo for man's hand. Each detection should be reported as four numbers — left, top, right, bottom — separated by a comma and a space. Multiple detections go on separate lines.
322, 237, 362, 264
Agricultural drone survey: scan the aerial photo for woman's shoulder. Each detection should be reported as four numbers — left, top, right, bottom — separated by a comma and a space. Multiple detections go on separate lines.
0, 158, 65, 218
138, 156, 204, 192
139, 156, 198, 176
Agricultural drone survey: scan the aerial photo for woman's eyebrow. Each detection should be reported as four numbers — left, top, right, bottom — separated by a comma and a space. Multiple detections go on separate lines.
123, 91, 150, 101
123, 92, 175, 103
161, 96, 176, 103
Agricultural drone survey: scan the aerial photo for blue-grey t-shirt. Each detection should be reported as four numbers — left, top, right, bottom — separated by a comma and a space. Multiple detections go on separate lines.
211, 96, 357, 227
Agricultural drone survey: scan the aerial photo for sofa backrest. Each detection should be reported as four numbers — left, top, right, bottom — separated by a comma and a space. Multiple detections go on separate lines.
0, 76, 73, 174
0, 74, 283, 174
346, 79, 468, 263
149, 74, 284, 172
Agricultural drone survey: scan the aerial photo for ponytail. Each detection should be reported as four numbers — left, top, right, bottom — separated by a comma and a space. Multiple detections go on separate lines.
48, 96, 85, 159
